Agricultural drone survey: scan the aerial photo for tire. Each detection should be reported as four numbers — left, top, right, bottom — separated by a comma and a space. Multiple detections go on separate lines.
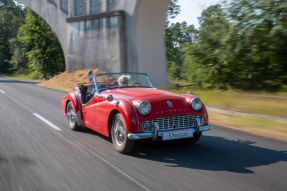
66, 102, 81, 131
111, 113, 135, 154
182, 131, 202, 144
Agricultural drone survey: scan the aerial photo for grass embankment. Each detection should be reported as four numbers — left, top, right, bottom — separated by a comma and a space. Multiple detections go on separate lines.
4, 72, 44, 81
191, 89, 287, 118
209, 111, 287, 141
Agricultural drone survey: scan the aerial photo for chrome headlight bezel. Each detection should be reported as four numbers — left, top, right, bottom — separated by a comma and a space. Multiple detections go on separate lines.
137, 100, 151, 116
190, 97, 203, 111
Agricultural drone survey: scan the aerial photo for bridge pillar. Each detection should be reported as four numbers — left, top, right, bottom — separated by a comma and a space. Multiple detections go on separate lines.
16, 0, 169, 86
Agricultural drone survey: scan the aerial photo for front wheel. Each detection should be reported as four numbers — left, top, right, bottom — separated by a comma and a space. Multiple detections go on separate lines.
66, 102, 81, 131
111, 113, 135, 154
184, 131, 202, 144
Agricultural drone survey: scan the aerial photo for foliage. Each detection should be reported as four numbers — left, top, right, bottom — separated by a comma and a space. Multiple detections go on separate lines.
166, 0, 287, 91
0, 0, 24, 72
183, 5, 230, 88
17, 9, 65, 78
165, 22, 197, 80
223, 0, 287, 90
165, 0, 198, 80
9, 37, 27, 71
0, 2, 64, 79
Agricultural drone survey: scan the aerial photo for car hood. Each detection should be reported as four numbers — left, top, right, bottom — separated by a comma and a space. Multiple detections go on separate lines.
102, 88, 204, 118
102, 88, 186, 101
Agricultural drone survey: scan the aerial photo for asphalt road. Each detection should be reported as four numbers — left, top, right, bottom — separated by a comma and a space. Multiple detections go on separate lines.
0, 77, 286, 191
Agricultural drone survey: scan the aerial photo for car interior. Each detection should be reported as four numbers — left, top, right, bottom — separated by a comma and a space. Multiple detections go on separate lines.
77, 84, 95, 104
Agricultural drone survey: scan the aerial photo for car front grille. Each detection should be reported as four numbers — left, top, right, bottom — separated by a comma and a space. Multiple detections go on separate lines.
142, 115, 200, 132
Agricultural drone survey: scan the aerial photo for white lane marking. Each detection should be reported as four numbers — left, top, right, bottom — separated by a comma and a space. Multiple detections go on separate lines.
33, 113, 62, 131
0, 90, 5, 94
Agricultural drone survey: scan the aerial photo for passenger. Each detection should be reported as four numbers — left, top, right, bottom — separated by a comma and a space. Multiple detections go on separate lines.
118, 75, 130, 87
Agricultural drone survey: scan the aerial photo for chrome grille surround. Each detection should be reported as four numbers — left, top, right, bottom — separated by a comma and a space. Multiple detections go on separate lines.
142, 115, 200, 132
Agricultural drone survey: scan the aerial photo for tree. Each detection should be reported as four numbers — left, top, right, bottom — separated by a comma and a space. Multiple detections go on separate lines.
165, 0, 286, 90
165, 0, 199, 80
224, 0, 287, 90
183, 5, 230, 88
0, 1, 24, 72
18, 9, 65, 78
9, 37, 28, 71
165, 22, 197, 80
166, 0, 181, 21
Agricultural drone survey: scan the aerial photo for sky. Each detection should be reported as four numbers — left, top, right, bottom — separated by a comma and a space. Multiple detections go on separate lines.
170, 0, 221, 28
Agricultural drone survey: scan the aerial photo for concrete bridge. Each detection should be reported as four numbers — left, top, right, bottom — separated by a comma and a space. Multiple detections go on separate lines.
16, 0, 169, 86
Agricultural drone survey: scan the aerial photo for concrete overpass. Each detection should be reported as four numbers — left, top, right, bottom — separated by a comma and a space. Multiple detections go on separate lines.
16, 0, 170, 86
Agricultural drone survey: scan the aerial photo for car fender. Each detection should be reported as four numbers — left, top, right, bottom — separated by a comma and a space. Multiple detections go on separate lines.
116, 98, 139, 133
181, 94, 209, 125
61, 92, 83, 125
94, 98, 139, 137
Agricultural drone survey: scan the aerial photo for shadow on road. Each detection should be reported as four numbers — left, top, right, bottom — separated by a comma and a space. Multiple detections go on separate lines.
0, 79, 40, 84
131, 135, 287, 174
80, 127, 112, 142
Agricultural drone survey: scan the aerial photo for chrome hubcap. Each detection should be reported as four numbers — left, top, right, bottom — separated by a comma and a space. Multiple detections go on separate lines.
114, 119, 125, 146
67, 104, 76, 127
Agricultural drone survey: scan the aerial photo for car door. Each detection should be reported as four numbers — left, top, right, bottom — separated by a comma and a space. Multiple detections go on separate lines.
81, 85, 98, 130
83, 92, 107, 131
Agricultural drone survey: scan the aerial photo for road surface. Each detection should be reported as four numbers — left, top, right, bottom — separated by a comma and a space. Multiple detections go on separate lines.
0, 77, 286, 191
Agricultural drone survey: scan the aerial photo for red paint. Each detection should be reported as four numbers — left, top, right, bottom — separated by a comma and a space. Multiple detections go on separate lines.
61, 86, 208, 138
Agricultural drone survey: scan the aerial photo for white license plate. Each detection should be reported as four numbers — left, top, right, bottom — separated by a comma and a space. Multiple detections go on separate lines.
162, 129, 194, 141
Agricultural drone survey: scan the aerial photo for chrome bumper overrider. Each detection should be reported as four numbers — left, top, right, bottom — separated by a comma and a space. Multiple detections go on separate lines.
127, 125, 210, 140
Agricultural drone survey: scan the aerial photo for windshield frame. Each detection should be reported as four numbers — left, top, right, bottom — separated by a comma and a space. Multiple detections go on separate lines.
94, 72, 154, 93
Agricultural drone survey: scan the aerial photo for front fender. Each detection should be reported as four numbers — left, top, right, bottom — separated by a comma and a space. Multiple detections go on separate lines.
61, 92, 82, 115
94, 98, 139, 137
181, 94, 209, 125
116, 99, 139, 133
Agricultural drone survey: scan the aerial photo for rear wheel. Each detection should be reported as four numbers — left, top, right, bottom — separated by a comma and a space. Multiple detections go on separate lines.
66, 102, 81, 131
111, 113, 135, 154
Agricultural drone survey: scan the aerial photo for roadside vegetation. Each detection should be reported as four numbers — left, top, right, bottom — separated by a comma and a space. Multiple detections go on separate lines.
0, 1, 64, 79
0, 0, 286, 140
209, 112, 287, 141
173, 88, 287, 118
166, 0, 287, 91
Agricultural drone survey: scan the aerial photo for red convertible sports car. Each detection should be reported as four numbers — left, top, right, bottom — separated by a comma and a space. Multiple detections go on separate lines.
61, 71, 210, 153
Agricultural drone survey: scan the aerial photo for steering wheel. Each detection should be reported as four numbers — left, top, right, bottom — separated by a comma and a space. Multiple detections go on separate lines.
132, 82, 142, 86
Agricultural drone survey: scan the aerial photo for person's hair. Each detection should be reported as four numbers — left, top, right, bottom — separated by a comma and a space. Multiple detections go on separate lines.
118, 75, 130, 86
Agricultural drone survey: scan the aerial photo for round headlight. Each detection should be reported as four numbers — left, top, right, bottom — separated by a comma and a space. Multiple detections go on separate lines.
191, 97, 202, 111
138, 100, 151, 115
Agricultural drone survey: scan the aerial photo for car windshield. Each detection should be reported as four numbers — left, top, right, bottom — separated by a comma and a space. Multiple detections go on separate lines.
95, 73, 153, 92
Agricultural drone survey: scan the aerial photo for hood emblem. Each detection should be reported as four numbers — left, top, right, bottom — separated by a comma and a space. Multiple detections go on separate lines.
167, 101, 173, 108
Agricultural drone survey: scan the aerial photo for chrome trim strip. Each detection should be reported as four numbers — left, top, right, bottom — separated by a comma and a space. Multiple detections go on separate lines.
128, 125, 210, 140
199, 125, 210, 131
142, 115, 204, 132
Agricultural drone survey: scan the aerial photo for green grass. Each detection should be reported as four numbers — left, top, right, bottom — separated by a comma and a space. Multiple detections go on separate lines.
172, 88, 287, 118
210, 112, 287, 140
5, 72, 43, 81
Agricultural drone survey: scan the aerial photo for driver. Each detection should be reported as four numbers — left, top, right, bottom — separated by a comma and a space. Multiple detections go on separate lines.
117, 75, 130, 87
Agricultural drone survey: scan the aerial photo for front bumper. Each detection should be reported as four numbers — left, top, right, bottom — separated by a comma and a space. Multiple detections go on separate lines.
127, 125, 210, 140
